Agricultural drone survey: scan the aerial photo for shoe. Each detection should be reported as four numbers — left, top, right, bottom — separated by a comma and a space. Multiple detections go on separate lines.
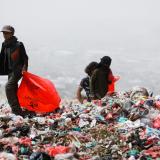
23, 110, 36, 118
13, 111, 26, 118
14, 110, 36, 118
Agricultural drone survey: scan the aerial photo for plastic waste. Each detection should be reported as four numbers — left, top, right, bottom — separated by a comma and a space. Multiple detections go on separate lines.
0, 152, 17, 160
20, 146, 30, 155
146, 126, 160, 137
46, 146, 69, 157
54, 153, 78, 160
85, 141, 97, 148
128, 149, 140, 156
30, 152, 51, 160
0, 87, 160, 159
130, 87, 149, 100
118, 117, 128, 123
152, 115, 160, 129
19, 137, 32, 146
155, 101, 160, 110
79, 119, 89, 128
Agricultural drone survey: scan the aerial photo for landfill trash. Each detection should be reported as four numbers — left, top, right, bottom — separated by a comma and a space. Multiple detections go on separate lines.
0, 152, 16, 160
130, 86, 149, 100
46, 146, 70, 157
152, 115, 160, 129
54, 153, 79, 160
30, 152, 51, 160
0, 86, 160, 159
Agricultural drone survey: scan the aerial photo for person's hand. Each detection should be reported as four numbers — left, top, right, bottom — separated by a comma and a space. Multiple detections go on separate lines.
22, 70, 27, 75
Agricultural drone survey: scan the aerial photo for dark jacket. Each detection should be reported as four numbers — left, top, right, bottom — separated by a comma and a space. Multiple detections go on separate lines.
80, 76, 91, 102
0, 36, 28, 75
90, 66, 111, 99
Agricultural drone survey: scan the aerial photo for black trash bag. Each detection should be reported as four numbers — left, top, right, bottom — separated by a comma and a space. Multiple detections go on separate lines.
30, 152, 51, 160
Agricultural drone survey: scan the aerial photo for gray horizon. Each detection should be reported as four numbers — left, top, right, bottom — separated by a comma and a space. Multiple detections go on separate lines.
1, 0, 160, 98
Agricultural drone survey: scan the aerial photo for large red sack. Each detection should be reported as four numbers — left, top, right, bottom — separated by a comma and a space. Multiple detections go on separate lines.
18, 72, 61, 113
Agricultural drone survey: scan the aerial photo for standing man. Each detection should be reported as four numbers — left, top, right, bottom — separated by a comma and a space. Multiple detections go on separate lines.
0, 25, 34, 117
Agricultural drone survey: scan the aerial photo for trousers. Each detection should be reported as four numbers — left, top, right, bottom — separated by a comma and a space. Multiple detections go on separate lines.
5, 71, 23, 115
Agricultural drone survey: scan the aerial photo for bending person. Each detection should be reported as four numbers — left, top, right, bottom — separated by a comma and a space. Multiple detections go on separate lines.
76, 62, 98, 103
90, 56, 113, 100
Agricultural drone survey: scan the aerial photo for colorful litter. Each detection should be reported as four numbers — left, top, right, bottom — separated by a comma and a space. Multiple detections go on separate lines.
0, 87, 160, 159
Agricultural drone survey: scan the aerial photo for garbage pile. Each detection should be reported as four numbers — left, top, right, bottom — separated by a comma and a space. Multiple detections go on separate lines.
0, 87, 160, 160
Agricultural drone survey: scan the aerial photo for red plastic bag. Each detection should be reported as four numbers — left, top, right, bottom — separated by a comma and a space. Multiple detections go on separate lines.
152, 115, 160, 129
18, 72, 61, 113
107, 70, 120, 93
108, 75, 120, 93
19, 137, 32, 146
46, 146, 69, 157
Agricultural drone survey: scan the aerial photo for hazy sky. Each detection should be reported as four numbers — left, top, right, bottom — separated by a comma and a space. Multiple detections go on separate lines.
1, 0, 160, 97
1, 0, 160, 50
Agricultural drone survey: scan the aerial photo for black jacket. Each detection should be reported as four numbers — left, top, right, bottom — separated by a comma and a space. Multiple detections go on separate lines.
90, 66, 111, 99
0, 36, 28, 75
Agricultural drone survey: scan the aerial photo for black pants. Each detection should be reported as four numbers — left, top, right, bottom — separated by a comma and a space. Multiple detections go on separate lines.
5, 72, 23, 115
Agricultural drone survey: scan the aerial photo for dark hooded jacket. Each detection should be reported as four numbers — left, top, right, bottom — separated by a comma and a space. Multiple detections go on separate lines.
0, 36, 28, 75
90, 65, 111, 99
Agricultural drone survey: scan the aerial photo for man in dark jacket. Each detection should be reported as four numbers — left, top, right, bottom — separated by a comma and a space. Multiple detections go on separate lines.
0, 25, 34, 117
90, 56, 112, 99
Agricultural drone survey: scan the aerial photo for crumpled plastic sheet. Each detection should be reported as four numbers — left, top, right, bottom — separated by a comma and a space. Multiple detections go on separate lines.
0, 87, 160, 159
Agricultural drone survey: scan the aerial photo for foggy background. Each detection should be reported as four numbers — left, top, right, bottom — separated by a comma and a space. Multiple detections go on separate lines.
0, 0, 160, 98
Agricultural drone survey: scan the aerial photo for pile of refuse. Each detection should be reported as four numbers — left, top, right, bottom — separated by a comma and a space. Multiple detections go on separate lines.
0, 87, 160, 160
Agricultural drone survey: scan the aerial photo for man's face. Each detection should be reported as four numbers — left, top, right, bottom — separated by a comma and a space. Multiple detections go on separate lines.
2, 31, 13, 40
